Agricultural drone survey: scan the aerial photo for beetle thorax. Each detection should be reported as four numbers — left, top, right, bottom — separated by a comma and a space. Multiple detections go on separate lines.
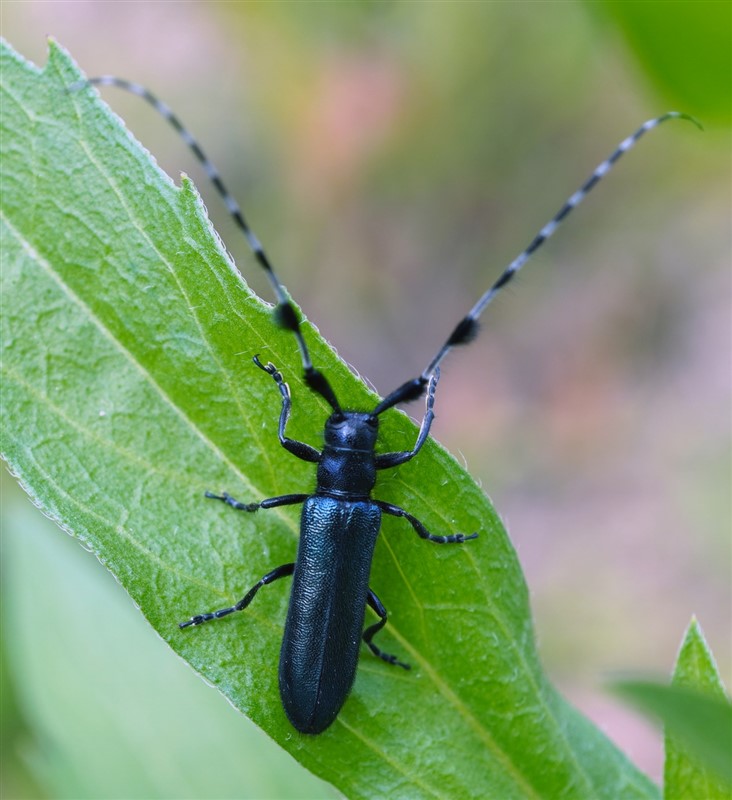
317, 412, 379, 498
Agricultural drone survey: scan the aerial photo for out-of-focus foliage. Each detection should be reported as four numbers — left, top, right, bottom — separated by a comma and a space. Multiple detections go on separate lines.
665, 619, 732, 797
610, 620, 732, 797
595, 1, 732, 123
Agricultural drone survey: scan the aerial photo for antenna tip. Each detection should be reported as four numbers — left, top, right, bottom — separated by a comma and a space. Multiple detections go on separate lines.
667, 112, 704, 132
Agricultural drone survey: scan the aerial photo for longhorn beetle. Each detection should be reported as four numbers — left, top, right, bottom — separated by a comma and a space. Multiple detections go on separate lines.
76, 76, 698, 734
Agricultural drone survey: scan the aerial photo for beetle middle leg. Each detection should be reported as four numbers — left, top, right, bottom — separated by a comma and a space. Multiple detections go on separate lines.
179, 562, 295, 629
376, 499, 478, 544
363, 588, 410, 670
205, 491, 309, 512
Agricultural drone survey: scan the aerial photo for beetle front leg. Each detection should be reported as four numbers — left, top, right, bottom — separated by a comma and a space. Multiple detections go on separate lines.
363, 588, 410, 670
375, 369, 439, 469
375, 499, 478, 544
253, 356, 321, 463
179, 562, 295, 629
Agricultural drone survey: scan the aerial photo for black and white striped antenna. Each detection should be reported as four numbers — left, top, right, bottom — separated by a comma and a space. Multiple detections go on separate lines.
71, 76, 343, 414
373, 111, 701, 414
72, 77, 699, 416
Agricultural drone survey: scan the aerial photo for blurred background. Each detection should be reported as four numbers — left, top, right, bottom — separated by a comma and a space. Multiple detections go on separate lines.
2, 2, 729, 798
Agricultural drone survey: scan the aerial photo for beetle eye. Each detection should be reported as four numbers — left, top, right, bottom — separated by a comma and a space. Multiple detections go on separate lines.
366, 416, 378, 427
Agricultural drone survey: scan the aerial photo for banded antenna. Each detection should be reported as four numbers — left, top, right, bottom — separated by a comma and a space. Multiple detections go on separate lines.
71, 77, 699, 416
70, 76, 342, 414
373, 111, 701, 414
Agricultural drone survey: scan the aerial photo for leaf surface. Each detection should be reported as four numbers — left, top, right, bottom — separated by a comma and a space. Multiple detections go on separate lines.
1, 38, 659, 799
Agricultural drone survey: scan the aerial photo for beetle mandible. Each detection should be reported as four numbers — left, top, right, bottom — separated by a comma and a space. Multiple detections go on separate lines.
76, 76, 697, 734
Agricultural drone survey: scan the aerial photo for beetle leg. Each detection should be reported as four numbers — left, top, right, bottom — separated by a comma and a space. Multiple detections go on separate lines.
375, 369, 439, 469
204, 491, 309, 512
363, 589, 410, 670
179, 562, 295, 629
254, 356, 321, 463
375, 499, 478, 544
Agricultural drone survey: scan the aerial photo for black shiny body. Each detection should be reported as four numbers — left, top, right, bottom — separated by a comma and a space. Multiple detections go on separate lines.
280, 412, 380, 732
281, 495, 380, 733
182, 364, 475, 734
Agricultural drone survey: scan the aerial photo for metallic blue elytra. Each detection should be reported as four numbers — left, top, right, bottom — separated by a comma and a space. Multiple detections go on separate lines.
280, 496, 381, 733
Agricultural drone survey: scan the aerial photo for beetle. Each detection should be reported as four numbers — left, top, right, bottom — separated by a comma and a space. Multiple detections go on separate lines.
75, 76, 696, 733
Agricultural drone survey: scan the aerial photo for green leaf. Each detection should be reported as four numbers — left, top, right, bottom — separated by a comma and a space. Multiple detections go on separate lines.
1, 38, 659, 799
592, 1, 731, 124
666, 619, 732, 797
609, 620, 732, 798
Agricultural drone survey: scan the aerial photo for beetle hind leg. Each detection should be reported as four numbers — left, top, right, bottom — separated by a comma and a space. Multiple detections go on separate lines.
179, 562, 294, 629
363, 589, 410, 670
